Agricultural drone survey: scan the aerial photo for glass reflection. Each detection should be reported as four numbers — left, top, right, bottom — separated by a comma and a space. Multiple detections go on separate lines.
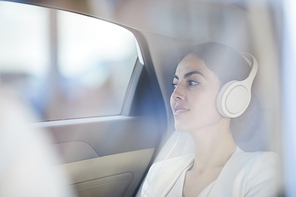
0, 2, 137, 121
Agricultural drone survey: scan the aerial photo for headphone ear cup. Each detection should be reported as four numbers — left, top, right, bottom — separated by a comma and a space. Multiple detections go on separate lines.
216, 81, 237, 117
216, 80, 251, 118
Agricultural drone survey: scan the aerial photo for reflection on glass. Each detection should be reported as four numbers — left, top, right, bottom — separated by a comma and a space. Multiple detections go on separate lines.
0, 2, 138, 121
49, 11, 137, 120
0, 2, 50, 119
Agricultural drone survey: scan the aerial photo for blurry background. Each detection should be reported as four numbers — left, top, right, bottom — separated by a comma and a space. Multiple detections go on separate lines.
0, 2, 138, 121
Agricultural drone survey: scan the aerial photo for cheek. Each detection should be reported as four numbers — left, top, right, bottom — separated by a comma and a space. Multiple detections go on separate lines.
189, 89, 221, 118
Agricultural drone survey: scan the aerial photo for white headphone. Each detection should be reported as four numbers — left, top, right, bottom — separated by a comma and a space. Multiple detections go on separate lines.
216, 53, 258, 118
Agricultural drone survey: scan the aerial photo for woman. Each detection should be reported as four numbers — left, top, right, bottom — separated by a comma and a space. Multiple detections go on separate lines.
141, 42, 279, 197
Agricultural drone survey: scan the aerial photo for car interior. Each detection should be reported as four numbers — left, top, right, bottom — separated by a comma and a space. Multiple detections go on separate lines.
0, 0, 286, 196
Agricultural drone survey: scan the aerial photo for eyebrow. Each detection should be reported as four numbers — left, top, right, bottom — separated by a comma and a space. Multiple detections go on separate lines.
174, 71, 204, 80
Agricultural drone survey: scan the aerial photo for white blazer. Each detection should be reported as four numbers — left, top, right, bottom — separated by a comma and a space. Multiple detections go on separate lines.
141, 146, 280, 197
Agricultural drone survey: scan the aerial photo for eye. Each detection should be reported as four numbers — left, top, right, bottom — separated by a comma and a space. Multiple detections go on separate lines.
171, 83, 177, 89
188, 80, 200, 86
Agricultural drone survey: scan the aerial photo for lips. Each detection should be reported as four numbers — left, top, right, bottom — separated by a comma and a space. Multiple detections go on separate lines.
173, 105, 190, 116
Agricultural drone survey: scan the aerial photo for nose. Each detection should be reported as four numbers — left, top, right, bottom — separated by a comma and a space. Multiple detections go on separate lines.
172, 84, 185, 101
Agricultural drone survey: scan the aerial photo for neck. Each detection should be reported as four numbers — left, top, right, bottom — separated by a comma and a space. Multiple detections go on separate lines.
189, 118, 236, 173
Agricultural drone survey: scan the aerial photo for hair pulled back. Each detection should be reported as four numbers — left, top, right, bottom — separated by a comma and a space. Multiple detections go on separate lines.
185, 42, 251, 86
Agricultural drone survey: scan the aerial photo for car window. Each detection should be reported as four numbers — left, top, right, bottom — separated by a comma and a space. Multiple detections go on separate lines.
0, 2, 138, 121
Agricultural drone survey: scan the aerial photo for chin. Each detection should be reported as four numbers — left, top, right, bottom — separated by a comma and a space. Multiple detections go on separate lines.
174, 117, 223, 132
174, 121, 193, 133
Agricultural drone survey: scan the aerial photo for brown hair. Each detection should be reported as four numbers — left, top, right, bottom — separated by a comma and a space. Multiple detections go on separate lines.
184, 42, 251, 86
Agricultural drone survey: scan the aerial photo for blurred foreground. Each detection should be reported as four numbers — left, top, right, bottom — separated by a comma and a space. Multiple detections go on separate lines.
0, 89, 76, 197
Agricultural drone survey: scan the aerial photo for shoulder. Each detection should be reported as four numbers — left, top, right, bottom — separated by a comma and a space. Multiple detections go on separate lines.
243, 151, 279, 180
234, 150, 279, 171
234, 151, 280, 196
232, 147, 279, 168
232, 150, 279, 183
210, 150, 280, 197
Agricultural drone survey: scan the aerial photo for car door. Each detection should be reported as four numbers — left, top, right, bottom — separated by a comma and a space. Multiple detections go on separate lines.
0, 2, 167, 196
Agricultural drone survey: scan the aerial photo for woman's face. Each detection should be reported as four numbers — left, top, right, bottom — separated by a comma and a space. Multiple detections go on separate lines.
170, 54, 223, 132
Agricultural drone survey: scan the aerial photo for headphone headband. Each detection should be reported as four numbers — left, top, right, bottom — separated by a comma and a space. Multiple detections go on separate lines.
241, 53, 258, 84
